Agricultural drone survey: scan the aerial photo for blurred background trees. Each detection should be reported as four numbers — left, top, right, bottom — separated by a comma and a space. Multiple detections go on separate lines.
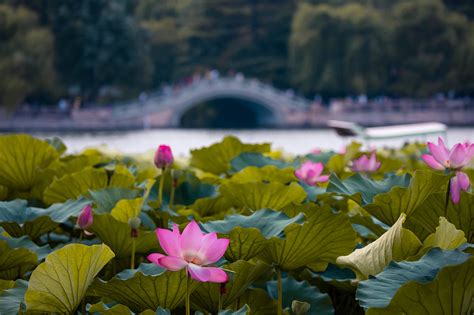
0, 0, 474, 108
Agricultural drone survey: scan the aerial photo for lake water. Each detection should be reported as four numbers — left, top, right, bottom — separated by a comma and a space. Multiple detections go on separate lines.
31, 128, 474, 156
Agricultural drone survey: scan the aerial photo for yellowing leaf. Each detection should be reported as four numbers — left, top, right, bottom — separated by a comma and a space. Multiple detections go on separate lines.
25, 243, 115, 314
231, 165, 296, 184
336, 214, 422, 280
422, 217, 466, 251
111, 198, 144, 223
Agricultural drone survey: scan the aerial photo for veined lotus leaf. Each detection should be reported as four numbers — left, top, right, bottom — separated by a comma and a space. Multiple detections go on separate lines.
0, 235, 52, 261
190, 136, 270, 174
89, 187, 139, 214
224, 227, 270, 261
327, 173, 410, 206
259, 208, 356, 271
0, 240, 38, 280
25, 243, 115, 314
189, 195, 233, 218
267, 276, 334, 315
90, 214, 160, 258
55, 154, 104, 177
109, 165, 136, 188
0, 185, 8, 200
89, 264, 198, 312
365, 255, 474, 314
0, 279, 15, 293
43, 167, 108, 204
220, 181, 306, 211
0, 198, 90, 239
420, 217, 466, 254
0, 134, 60, 191
0, 279, 28, 314
192, 260, 271, 313
406, 191, 474, 242
230, 152, 289, 173
111, 198, 144, 223
336, 214, 422, 280
230, 165, 296, 184
357, 248, 471, 310
363, 170, 448, 226
228, 288, 277, 315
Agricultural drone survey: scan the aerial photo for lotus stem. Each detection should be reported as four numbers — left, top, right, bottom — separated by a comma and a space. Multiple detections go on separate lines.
445, 178, 451, 213
277, 268, 283, 315
169, 169, 175, 211
218, 289, 223, 312
185, 269, 191, 315
131, 233, 136, 270
158, 167, 165, 209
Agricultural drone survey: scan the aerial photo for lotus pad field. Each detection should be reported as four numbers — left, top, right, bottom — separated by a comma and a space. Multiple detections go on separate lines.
0, 134, 473, 315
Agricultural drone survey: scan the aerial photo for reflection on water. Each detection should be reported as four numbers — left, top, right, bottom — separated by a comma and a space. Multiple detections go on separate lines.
32, 128, 474, 156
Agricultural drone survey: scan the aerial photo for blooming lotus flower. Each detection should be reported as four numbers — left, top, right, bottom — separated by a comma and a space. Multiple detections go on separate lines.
154, 145, 174, 169
77, 204, 93, 230
450, 171, 471, 204
147, 221, 229, 283
422, 137, 474, 171
295, 161, 329, 185
351, 152, 381, 173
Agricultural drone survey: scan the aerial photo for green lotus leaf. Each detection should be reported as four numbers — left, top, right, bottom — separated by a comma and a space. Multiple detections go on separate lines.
190, 136, 270, 174
0, 279, 15, 293
348, 212, 387, 238
228, 288, 277, 315
302, 151, 335, 165
230, 152, 289, 173
336, 214, 422, 280
0, 240, 37, 280
111, 198, 146, 223
90, 214, 160, 258
419, 217, 466, 254
259, 208, 356, 271
0, 198, 90, 239
109, 165, 136, 188
406, 191, 474, 242
54, 154, 104, 178
89, 187, 139, 214
325, 142, 362, 176
224, 227, 271, 261
24, 243, 114, 314
365, 256, 474, 314
363, 170, 448, 226
0, 279, 28, 314
220, 181, 306, 211
0, 134, 60, 191
0, 235, 52, 261
43, 167, 108, 204
327, 173, 410, 205
357, 248, 471, 310
88, 302, 135, 315
231, 165, 296, 184
267, 276, 334, 315
192, 260, 271, 313
189, 195, 233, 219
89, 264, 198, 312
310, 263, 356, 291
0, 185, 8, 200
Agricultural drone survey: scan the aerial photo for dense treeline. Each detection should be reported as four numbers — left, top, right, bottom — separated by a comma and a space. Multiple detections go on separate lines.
1, 0, 474, 108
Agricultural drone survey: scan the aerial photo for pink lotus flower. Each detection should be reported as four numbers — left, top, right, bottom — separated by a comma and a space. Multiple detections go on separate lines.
147, 221, 229, 283
351, 152, 381, 173
450, 171, 471, 204
422, 137, 474, 171
295, 161, 329, 186
77, 204, 93, 230
154, 145, 174, 169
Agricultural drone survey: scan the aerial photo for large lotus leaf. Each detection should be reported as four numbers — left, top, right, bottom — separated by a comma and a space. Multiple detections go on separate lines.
365, 256, 474, 314
267, 276, 334, 315
228, 288, 277, 315
43, 167, 108, 204
327, 173, 410, 206
0, 198, 90, 239
189, 195, 233, 218
0, 240, 37, 280
336, 214, 421, 280
111, 198, 144, 223
230, 152, 288, 173
357, 248, 471, 310
363, 170, 448, 226
0, 235, 52, 261
192, 260, 271, 313
54, 154, 104, 178
310, 263, 356, 292
0, 134, 59, 191
230, 165, 296, 184
109, 165, 136, 188
90, 214, 160, 258
89, 264, 198, 312
406, 191, 474, 242
24, 244, 114, 314
89, 187, 139, 214
224, 227, 271, 261
0, 279, 28, 314
348, 212, 387, 238
420, 217, 466, 254
259, 208, 356, 271
220, 181, 306, 211
190, 136, 270, 174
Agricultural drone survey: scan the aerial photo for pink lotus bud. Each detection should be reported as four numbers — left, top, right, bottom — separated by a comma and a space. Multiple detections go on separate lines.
351, 152, 381, 173
295, 161, 329, 186
422, 137, 474, 171
77, 204, 93, 230
450, 171, 471, 204
147, 221, 229, 283
154, 145, 174, 169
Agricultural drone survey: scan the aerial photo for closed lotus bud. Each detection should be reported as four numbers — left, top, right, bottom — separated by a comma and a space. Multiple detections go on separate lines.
291, 300, 310, 315
154, 145, 174, 169
77, 204, 93, 230
128, 217, 142, 230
